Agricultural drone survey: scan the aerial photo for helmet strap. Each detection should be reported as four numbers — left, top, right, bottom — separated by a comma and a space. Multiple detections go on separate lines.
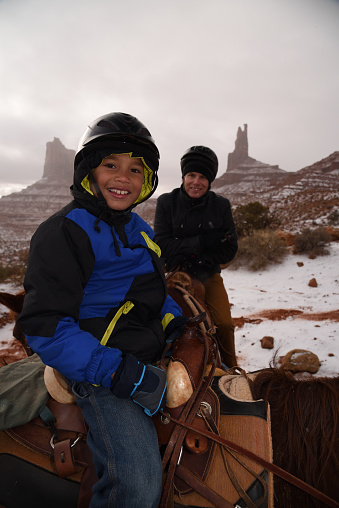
88, 172, 104, 200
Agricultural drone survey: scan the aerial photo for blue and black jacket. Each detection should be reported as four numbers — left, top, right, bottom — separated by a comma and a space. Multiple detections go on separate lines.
18, 149, 183, 388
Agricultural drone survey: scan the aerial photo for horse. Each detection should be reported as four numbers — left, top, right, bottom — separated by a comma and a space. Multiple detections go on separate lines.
0, 278, 338, 508
252, 367, 339, 508
0, 289, 32, 358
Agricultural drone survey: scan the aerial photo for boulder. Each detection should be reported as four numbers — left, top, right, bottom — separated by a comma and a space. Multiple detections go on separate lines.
260, 336, 274, 349
282, 349, 320, 373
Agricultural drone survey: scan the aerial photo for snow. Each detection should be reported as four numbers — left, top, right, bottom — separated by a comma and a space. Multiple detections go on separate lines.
223, 242, 339, 377
1, 245, 338, 377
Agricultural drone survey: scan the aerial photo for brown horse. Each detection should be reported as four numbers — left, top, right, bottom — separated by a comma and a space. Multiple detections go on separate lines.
0, 282, 339, 508
252, 367, 339, 508
0, 289, 32, 358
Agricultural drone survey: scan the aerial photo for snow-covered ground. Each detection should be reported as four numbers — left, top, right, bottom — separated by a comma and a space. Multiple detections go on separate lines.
223, 242, 339, 377
1, 244, 338, 377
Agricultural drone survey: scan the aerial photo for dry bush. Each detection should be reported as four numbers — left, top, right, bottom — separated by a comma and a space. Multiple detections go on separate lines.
230, 230, 288, 271
328, 209, 339, 225
233, 201, 280, 237
0, 249, 28, 283
293, 227, 331, 256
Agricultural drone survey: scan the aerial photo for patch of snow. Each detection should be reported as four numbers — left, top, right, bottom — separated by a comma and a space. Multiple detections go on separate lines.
223, 242, 339, 377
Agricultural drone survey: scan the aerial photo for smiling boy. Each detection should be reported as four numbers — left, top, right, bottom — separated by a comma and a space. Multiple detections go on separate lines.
18, 113, 186, 507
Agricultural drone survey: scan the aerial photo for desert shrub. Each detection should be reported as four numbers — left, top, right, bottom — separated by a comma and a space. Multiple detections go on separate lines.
233, 201, 279, 237
328, 209, 339, 225
293, 227, 331, 256
18, 248, 29, 264
230, 229, 288, 271
0, 263, 19, 283
0, 249, 28, 283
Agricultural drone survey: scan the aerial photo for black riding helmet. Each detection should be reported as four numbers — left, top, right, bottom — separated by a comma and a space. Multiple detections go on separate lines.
73, 112, 160, 207
180, 145, 218, 183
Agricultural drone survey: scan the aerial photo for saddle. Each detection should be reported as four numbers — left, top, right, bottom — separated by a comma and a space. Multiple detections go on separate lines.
3, 398, 97, 508
1, 312, 272, 508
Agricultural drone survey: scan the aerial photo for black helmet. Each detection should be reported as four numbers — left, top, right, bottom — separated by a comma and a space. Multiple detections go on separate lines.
73, 112, 160, 206
180, 145, 218, 183
75, 112, 159, 170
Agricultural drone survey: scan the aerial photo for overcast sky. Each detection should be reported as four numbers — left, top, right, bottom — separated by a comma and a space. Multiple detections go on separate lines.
0, 0, 338, 197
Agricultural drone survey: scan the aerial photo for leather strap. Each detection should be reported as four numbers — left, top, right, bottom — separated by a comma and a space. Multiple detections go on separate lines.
159, 334, 218, 508
175, 464, 234, 508
54, 438, 77, 478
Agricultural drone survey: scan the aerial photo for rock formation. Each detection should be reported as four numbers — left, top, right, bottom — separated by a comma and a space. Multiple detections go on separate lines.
227, 124, 249, 171
42, 137, 74, 182
0, 139, 75, 263
213, 124, 286, 189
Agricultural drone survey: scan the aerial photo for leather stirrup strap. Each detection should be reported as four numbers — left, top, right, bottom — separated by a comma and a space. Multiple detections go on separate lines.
160, 335, 217, 508
175, 465, 234, 508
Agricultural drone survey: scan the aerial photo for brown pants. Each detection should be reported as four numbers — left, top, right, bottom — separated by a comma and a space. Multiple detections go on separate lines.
203, 272, 237, 367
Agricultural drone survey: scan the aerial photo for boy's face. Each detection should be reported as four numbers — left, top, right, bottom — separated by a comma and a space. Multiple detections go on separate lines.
182, 171, 209, 199
92, 153, 144, 210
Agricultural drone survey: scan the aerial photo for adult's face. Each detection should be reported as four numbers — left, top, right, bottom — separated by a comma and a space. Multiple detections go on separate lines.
183, 172, 209, 199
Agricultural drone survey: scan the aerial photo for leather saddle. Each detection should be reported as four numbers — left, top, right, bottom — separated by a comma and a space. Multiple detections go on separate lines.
5, 397, 97, 508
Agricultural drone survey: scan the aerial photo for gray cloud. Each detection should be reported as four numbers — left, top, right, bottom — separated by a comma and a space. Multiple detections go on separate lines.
0, 0, 338, 197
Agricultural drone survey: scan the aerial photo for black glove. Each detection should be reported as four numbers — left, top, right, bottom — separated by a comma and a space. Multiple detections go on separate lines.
165, 315, 189, 344
110, 354, 167, 416
200, 229, 225, 249
165, 255, 184, 271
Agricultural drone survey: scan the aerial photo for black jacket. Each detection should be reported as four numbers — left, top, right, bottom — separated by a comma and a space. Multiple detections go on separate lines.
154, 187, 238, 282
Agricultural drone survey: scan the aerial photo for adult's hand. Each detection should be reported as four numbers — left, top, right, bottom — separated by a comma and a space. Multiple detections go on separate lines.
200, 229, 225, 249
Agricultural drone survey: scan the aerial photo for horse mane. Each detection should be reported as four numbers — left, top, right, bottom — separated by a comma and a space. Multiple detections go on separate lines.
252, 366, 339, 505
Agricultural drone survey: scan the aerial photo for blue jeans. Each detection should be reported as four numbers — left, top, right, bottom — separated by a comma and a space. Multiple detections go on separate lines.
70, 382, 162, 508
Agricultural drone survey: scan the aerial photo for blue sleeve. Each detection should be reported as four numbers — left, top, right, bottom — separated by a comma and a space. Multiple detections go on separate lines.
161, 294, 184, 331
26, 317, 122, 387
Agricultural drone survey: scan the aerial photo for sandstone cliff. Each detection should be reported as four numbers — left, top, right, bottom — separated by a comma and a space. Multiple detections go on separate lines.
213, 124, 287, 192
0, 138, 74, 262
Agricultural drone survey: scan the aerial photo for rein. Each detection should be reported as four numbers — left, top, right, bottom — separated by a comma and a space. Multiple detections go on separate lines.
159, 319, 218, 508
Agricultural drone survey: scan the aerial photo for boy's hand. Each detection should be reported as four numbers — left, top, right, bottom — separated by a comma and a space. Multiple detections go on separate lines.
110, 354, 167, 416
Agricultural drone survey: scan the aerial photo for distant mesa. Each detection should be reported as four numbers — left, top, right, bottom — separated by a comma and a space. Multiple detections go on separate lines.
42, 137, 75, 183
227, 124, 250, 171
0, 138, 75, 262
213, 124, 287, 188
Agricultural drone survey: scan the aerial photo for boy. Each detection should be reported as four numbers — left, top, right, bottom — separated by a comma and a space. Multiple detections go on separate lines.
18, 112, 186, 507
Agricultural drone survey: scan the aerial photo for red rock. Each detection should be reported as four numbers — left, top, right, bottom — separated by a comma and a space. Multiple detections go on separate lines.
282, 349, 320, 373
260, 336, 274, 349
